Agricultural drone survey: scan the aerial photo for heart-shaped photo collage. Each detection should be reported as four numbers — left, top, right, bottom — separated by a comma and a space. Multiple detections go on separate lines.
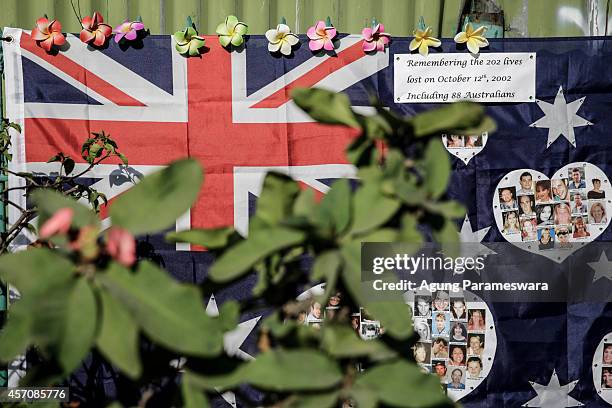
492, 163, 611, 262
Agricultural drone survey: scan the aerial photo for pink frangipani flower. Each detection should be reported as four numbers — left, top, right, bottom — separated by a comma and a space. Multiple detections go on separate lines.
113, 20, 145, 43
31, 17, 66, 52
39, 207, 74, 239
362, 23, 390, 53
307, 20, 337, 52
106, 227, 136, 266
80, 12, 112, 47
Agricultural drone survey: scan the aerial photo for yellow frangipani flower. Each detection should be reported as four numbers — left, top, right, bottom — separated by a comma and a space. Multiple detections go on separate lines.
454, 23, 489, 54
409, 27, 441, 57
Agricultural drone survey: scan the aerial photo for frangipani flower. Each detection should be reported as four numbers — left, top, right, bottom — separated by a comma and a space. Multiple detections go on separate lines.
307, 20, 337, 52
265, 24, 299, 56
454, 23, 489, 54
80, 12, 112, 47
106, 227, 136, 267
31, 17, 66, 52
409, 26, 441, 57
39, 207, 73, 239
362, 23, 390, 53
216, 15, 248, 47
113, 20, 145, 43
174, 26, 206, 56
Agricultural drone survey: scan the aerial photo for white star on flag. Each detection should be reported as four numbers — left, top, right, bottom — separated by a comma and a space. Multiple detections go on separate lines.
529, 86, 592, 148
456, 215, 495, 275
206, 295, 261, 407
522, 369, 583, 407
587, 251, 612, 283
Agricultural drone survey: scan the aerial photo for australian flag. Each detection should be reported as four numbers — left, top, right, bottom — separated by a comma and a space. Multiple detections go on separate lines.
2, 26, 612, 407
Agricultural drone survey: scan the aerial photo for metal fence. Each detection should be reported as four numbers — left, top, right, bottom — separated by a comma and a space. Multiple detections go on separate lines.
0, 0, 609, 38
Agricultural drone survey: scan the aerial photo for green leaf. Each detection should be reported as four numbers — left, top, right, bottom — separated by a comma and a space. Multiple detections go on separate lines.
31, 190, 98, 229
217, 300, 239, 332
350, 185, 400, 235
432, 218, 461, 258
291, 88, 360, 128
287, 391, 339, 408
422, 139, 450, 199
321, 325, 394, 359
293, 188, 317, 219
182, 360, 247, 391
254, 173, 299, 227
394, 178, 427, 206
209, 227, 305, 283
96, 289, 142, 379
347, 385, 378, 408
409, 101, 484, 137
58, 278, 97, 374
243, 350, 342, 391
0, 248, 74, 297
0, 301, 32, 361
63, 158, 75, 175
110, 159, 203, 235
362, 301, 413, 340
340, 241, 365, 305
311, 250, 342, 282
423, 200, 466, 219
97, 261, 222, 357
355, 361, 453, 408
316, 179, 351, 235
166, 227, 235, 249
399, 214, 423, 244
182, 372, 210, 408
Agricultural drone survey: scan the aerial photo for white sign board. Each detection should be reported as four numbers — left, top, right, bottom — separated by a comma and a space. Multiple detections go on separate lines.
394, 53, 536, 103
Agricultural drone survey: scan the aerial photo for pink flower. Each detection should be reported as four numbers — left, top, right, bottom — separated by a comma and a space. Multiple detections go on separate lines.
80, 12, 112, 47
39, 207, 74, 239
113, 20, 145, 43
31, 17, 66, 52
307, 21, 337, 52
362, 23, 390, 53
106, 227, 136, 266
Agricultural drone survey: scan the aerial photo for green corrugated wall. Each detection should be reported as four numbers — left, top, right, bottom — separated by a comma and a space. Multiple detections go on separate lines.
0, 0, 609, 38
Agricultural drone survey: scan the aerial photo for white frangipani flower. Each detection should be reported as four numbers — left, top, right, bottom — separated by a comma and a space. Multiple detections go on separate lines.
266, 23, 299, 56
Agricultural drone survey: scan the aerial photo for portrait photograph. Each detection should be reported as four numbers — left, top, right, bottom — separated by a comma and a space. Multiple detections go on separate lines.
570, 192, 587, 214
467, 357, 483, 380
536, 204, 554, 225
520, 217, 538, 241
464, 135, 483, 148
448, 345, 467, 367
589, 200, 608, 224
603, 343, 612, 365
568, 167, 586, 190
432, 311, 451, 336
537, 227, 555, 250
413, 342, 432, 365
554, 225, 572, 246
467, 309, 486, 331
468, 334, 485, 357
432, 337, 449, 359
450, 322, 468, 343
551, 178, 569, 201
499, 187, 518, 210
535, 180, 553, 204
502, 210, 520, 235
447, 367, 466, 390
571, 216, 590, 239
450, 298, 467, 320
518, 194, 536, 217
414, 318, 432, 342
588, 178, 606, 199
415, 295, 432, 317
602, 367, 612, 389
444, 134, 464, 148
432, 290, 450, 312
517, 171, 534, 195
553, 202, 572, 225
